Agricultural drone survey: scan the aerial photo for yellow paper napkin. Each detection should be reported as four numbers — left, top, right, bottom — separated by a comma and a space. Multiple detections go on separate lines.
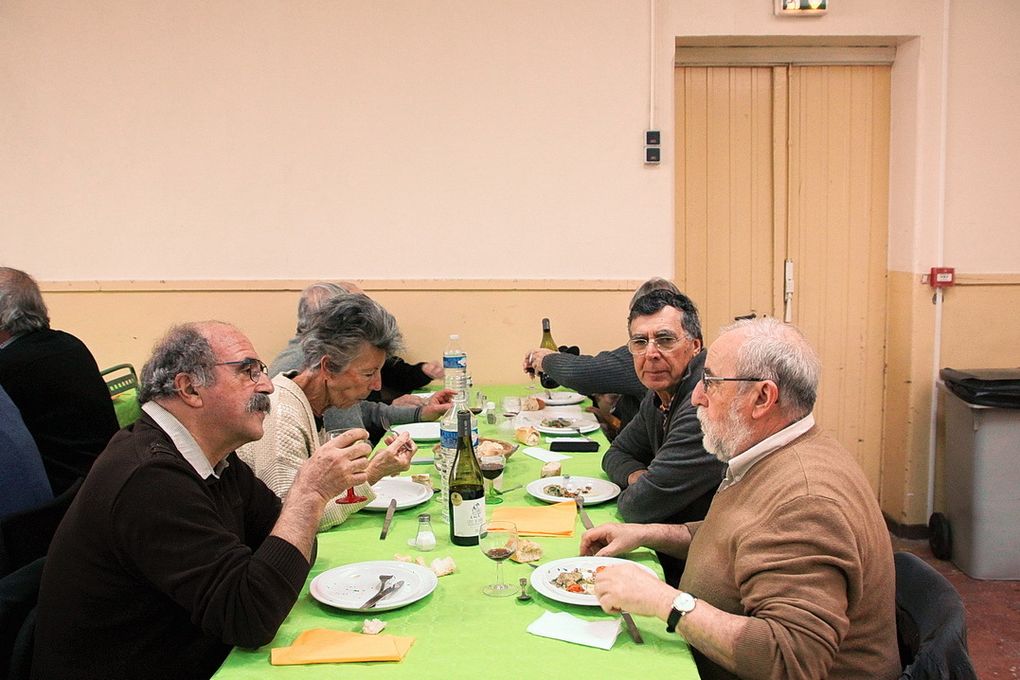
271, 629, 415, 665
490, 500, 577, 536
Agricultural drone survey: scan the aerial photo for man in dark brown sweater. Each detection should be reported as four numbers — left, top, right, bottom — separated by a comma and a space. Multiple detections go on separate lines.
582, 318, 899, 680
32, 321, 374, 680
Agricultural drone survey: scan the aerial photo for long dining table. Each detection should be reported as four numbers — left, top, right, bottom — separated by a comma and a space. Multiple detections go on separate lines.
213, 385, 700, 679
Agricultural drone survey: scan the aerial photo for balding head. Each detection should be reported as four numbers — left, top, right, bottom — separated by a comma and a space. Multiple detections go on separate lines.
139, 321, 235, 403
721, 317, 820, 421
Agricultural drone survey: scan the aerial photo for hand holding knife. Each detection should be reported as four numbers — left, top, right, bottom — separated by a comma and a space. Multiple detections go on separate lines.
575, 495, 644, 645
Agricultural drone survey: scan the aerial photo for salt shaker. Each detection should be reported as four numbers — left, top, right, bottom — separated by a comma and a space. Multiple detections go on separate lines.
410, 513, 437, 551
485, 401, 497, 425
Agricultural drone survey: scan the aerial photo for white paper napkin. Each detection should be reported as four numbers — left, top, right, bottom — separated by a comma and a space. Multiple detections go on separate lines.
522, 447, 570, 463
526, 611, 622, 650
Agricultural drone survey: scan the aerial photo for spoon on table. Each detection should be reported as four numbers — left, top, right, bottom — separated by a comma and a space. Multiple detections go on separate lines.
517, 577, 532, 602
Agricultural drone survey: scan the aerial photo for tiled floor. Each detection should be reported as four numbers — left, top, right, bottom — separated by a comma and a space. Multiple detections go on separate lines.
891, 536, 1020, 679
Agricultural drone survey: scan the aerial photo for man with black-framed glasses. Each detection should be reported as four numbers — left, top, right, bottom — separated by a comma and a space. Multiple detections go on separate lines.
583, 318, 898, 680
601, 289, 725, 586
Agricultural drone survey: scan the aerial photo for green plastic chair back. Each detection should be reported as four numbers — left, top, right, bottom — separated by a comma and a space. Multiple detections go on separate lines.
100, 364, 142, 428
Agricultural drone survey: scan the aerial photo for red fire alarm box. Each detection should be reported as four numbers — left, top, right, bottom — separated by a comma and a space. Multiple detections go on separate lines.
929, 267, 955, 288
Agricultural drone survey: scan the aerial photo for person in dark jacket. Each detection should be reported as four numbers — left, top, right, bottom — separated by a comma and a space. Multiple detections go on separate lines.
0, 267, 119, 494
33, 321, 372, 680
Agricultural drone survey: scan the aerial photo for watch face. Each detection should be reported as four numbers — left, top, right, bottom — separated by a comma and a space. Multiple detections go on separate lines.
673, 592, 696, 613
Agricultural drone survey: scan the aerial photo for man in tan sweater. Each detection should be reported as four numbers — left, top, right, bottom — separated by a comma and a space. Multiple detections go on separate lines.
581, 318, 899, 680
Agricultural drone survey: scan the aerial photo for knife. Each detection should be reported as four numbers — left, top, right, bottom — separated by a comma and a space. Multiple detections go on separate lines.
575, 496, 644, 644
380, 498, 397, 539
360, 580, 404, 609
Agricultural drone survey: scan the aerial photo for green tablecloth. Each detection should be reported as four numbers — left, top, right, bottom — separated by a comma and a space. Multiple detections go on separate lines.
214, 386, 699, 679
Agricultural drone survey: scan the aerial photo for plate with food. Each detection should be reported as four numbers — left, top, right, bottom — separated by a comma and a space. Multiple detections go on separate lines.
540, 391, 587, 406
363, 477, 434, 511
534, 417, 600, 435
530, 556, 657, 606
391, 422, 441, 441
525, 475, 621, 505
310, 560, 438, 612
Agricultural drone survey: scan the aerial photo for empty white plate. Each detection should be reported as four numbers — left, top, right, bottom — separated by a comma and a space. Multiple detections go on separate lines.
392, 422, 441, 441
364, 477, 433, 511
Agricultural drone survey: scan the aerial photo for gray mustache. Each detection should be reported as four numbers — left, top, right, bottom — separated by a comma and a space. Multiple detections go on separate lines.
247, 392, 271, 414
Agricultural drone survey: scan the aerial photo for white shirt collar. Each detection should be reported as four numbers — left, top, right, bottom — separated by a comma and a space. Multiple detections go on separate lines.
141, 401, 229, 480
719, 413, 815, 491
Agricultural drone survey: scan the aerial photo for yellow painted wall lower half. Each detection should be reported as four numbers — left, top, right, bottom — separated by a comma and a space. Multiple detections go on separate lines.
881, 271, 1020, 528
41, 274, 1020, 531
40, 280, 642, 388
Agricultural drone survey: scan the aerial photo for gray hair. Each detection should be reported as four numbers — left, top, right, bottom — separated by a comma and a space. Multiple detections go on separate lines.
138, 322, 218, 404
299, 294, 403, 373
628, 289, 703, 343
724, 317, 821, 420
0, 267, 50, 334
296, 282, 348, 334
629, 277, 680, 310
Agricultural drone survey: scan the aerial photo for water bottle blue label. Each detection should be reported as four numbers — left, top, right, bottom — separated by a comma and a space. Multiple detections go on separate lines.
443, 355, 467, 370
440, 428, 458, 449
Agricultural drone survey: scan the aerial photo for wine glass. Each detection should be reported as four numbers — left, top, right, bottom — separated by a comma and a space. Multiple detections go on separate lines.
327, 428, 368, 504
501, 396, 521, 433
479, 455, 505, 505
479, 520, 518, 597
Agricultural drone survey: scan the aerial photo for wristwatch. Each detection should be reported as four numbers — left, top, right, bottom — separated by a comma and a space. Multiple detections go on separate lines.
666, 591, 697, 633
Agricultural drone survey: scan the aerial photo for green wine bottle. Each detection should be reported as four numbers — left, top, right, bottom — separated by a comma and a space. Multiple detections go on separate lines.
448, 410, 485, 546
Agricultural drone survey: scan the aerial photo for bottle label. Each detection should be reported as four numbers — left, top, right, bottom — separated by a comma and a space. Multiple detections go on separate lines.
440, 428, 458, 449
450, 494, 485, 538
443, 354, 467, 370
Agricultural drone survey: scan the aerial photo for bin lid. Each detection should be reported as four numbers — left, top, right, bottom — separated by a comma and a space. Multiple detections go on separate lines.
940, 367, 1020, 409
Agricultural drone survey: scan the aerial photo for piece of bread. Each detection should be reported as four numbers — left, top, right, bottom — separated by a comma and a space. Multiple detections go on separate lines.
411, 473, 432, 488
541, 461, 561, 478
510, 538, 544, 563
521, 395, 546, 411
431, 556, 456, 577
394, 553, 427, 567
475, 440, 505, 457
515, 426, 540, 446
362, 618, 387, 635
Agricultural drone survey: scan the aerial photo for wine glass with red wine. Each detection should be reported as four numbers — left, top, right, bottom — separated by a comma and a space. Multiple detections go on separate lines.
479, 454, 505, 505
327, 428, 368, 504
479, 520, 518, 597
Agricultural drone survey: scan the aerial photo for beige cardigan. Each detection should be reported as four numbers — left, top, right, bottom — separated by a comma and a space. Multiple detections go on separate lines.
237, 374, 375, 531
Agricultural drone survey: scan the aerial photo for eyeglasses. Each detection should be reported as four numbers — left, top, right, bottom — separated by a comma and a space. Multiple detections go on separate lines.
700, 375, 767, 393
215, 358, 268, 383
627, 334, 687, 355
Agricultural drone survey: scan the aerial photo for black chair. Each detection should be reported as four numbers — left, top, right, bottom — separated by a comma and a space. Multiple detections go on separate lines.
0, 477, 82, 578
0, 557, 44, 680
894, 551, 978, 680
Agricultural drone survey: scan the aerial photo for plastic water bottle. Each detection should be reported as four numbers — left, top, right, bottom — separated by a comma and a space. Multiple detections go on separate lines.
437, 387, 467, 524
443, 334, 467, 393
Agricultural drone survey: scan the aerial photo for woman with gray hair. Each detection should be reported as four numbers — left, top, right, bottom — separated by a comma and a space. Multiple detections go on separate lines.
238, 294, 418, 530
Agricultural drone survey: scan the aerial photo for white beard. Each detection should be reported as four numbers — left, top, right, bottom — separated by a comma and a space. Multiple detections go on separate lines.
697, 400, 752, 463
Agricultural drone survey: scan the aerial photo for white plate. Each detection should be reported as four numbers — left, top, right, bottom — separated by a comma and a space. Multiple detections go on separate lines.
530, 556, 657, 607
540, 391, 586, 406
364, 477, 433, 511
392, 422, 441, 441
526, 476, 621, 505
310, 560, 438, 612
534, 418, 599, 435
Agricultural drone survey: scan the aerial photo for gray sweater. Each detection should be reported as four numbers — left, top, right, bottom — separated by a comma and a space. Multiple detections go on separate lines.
268, 337, 419, 432
601, 351, 725, 524
540, 345, 647, 426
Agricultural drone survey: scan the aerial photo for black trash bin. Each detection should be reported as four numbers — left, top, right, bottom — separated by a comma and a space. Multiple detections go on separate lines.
935, 368, 1020, 580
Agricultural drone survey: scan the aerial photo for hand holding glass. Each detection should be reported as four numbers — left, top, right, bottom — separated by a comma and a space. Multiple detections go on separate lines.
327, 428, 368, 504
